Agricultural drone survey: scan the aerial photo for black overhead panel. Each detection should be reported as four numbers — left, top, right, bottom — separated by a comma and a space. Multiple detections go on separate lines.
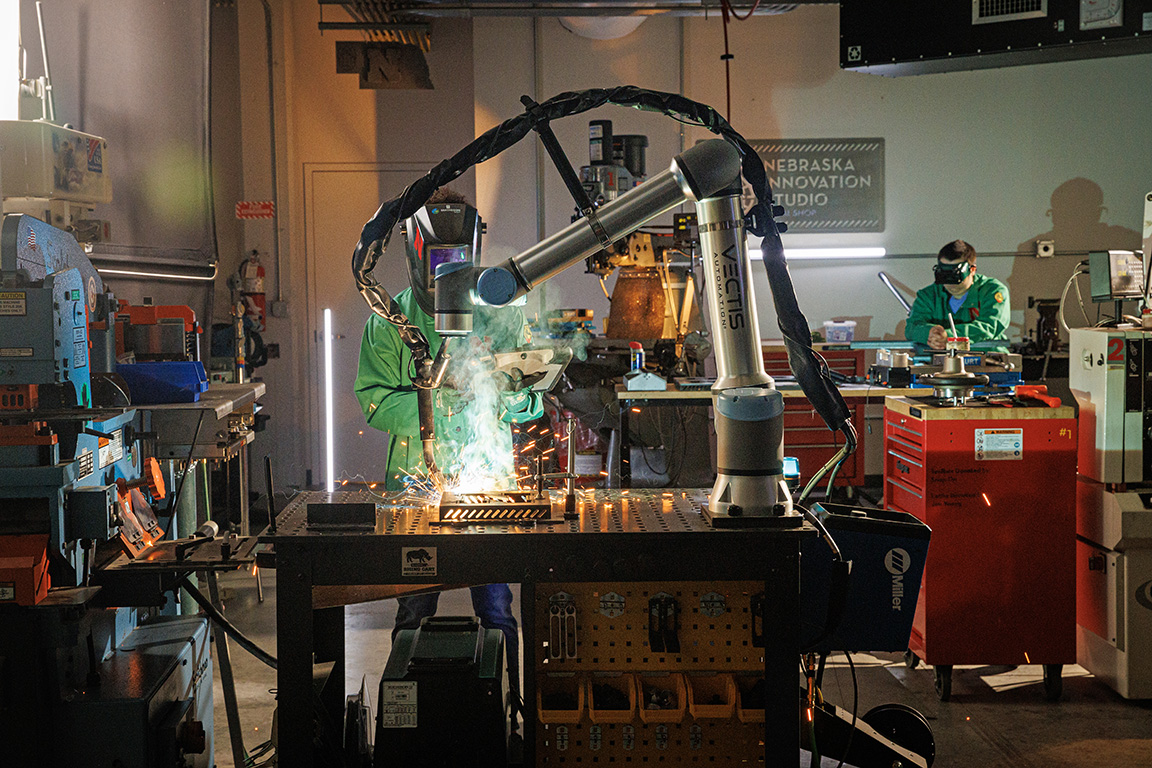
840, 0, 1152, 76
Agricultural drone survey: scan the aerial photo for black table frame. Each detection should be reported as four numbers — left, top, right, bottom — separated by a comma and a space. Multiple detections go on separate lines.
265, 489, 812, 767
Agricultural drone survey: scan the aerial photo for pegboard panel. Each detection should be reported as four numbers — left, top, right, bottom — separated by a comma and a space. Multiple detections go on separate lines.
534, 582, 765, 673
535, 719, 767, 764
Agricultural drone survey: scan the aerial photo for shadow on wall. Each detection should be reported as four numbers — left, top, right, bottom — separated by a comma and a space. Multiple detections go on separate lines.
1016, 177, 1142, 255
1010, 178, 1142, 342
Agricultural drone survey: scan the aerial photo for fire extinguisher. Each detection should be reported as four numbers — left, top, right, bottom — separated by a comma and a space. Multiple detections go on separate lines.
238, 250, 266, 332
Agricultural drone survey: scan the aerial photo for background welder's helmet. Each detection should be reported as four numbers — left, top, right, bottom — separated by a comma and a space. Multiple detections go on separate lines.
402, 202, 484, 317
933, 259, 973, 285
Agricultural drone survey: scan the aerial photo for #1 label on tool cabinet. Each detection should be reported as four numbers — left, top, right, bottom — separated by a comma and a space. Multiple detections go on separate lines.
401, 546, 437, 576
379, 681, 417, 728
975, 428, 1022, 461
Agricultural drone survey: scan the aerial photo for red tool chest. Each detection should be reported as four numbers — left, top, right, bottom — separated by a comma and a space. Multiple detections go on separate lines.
883, 396, 1077, 699
765, 344, 866, 487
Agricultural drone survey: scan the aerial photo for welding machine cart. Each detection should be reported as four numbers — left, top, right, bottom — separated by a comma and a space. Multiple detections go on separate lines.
375, 615, 507, 767
802, 502, 930, 654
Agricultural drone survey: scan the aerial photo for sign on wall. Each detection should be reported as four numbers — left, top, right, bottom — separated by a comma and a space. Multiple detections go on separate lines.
746, 138, 885, 233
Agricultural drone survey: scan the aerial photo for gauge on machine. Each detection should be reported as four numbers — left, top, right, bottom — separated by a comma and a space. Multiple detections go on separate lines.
1080, 0, 1123, 30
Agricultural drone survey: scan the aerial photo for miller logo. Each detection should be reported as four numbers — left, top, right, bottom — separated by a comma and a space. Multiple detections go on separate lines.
1136, 579, 1152, 612
885, 547, 911, 612
885, 548, 911, 575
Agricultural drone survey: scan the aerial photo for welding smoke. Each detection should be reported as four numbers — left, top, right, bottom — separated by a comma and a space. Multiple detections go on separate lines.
434, 303, 531, 493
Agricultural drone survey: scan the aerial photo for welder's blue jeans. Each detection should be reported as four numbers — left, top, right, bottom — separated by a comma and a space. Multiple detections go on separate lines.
393, 585, 521, 706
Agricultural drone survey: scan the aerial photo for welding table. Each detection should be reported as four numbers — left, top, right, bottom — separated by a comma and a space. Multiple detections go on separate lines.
264, 489, 814, 767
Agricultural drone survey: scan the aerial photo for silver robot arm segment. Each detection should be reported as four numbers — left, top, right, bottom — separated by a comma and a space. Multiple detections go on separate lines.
477, 140, 741, 307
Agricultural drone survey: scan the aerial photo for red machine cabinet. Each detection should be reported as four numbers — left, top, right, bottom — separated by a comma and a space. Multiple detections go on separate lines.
883, 396, 1077, 700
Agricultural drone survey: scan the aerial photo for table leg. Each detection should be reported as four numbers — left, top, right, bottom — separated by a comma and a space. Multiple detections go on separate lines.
520, 580, 536, 767
275, 547, 314, 768
620, 401, 632, 488
762, 545, 800, 766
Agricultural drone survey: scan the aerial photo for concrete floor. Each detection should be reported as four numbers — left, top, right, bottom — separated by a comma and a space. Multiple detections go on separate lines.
209, 570, 1152, 767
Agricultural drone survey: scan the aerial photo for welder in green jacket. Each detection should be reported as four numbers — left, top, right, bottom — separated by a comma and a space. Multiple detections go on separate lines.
353, 188, 540, 725
354, 286, 543, 490
905, 240, 1010, 353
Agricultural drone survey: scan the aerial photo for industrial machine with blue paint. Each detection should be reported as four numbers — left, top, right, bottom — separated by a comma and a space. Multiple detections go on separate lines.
0, 213, 220, 767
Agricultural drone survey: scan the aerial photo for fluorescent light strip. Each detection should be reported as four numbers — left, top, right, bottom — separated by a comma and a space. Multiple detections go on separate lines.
96, 266, 218, 281
323, 308, 335, 494
746, 244, 887, 261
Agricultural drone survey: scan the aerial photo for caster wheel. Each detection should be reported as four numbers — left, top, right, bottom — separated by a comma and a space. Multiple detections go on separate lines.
904, 649, 920, 669
1042, 664, 1063, 701
933, 665, 953, 702
863, 703, 936, 767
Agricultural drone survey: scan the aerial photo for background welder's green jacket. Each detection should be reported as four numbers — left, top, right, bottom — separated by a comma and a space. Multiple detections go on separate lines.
355, 287, 544, 490
905, 273, 1011, 353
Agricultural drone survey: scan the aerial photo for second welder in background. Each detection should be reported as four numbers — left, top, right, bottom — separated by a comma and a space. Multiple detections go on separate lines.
905, 239, 1010, 352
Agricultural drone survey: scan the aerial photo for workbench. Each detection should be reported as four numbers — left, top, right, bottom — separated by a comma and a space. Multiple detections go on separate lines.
616, 383, 920, 488
264, 488, 814, 767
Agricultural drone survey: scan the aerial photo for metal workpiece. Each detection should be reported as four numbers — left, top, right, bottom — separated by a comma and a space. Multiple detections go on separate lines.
477, 140, 741, 306
695, 193, 772, 392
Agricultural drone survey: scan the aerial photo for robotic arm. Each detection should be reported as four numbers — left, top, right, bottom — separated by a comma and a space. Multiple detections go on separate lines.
353, 87, 854, 513
478, 139, 793, 523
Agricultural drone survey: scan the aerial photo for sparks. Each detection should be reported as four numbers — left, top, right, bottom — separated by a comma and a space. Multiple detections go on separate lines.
982, 492, 991, 506
631, 407, 641, 413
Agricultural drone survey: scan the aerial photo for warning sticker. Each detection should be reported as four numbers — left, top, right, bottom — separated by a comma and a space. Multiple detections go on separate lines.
379, 681, 418, 728
401, 546, 437, 577
0, 292, 27, 316
975, 428, 1023, 461
98, 429, 124, 468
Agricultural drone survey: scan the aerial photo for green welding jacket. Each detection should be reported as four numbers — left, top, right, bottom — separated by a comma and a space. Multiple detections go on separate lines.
355, 287, 544, 491
905, 273, 1010, 353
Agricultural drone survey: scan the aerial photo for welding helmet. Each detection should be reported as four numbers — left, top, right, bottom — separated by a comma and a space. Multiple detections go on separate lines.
933, 259, 973, 285
402, 202, 484, 317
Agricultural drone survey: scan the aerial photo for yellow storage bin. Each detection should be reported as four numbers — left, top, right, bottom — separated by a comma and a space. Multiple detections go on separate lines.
587, 673, 637, 723
686, 673, 737, 720
734, 674, 765, 723
537, 673, 585, 724
637, 673, 687, 724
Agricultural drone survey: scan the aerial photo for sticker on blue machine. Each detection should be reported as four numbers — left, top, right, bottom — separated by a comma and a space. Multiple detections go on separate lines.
401, 546, 436, 576
77, 449, 95, 480
98, 429, 124, 468
379, 681, 417, 728
975, 428, 1022, 460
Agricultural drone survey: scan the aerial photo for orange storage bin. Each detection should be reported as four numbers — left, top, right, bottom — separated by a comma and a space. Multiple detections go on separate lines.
587, 673, 636, 723
734, 674, 765, 723
537, 673, 585, 724
637, 673, 686, 724
687, 673, 736, 720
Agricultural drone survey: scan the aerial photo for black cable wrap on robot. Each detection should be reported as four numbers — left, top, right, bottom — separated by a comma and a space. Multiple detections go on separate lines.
351, 85, 852, 437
